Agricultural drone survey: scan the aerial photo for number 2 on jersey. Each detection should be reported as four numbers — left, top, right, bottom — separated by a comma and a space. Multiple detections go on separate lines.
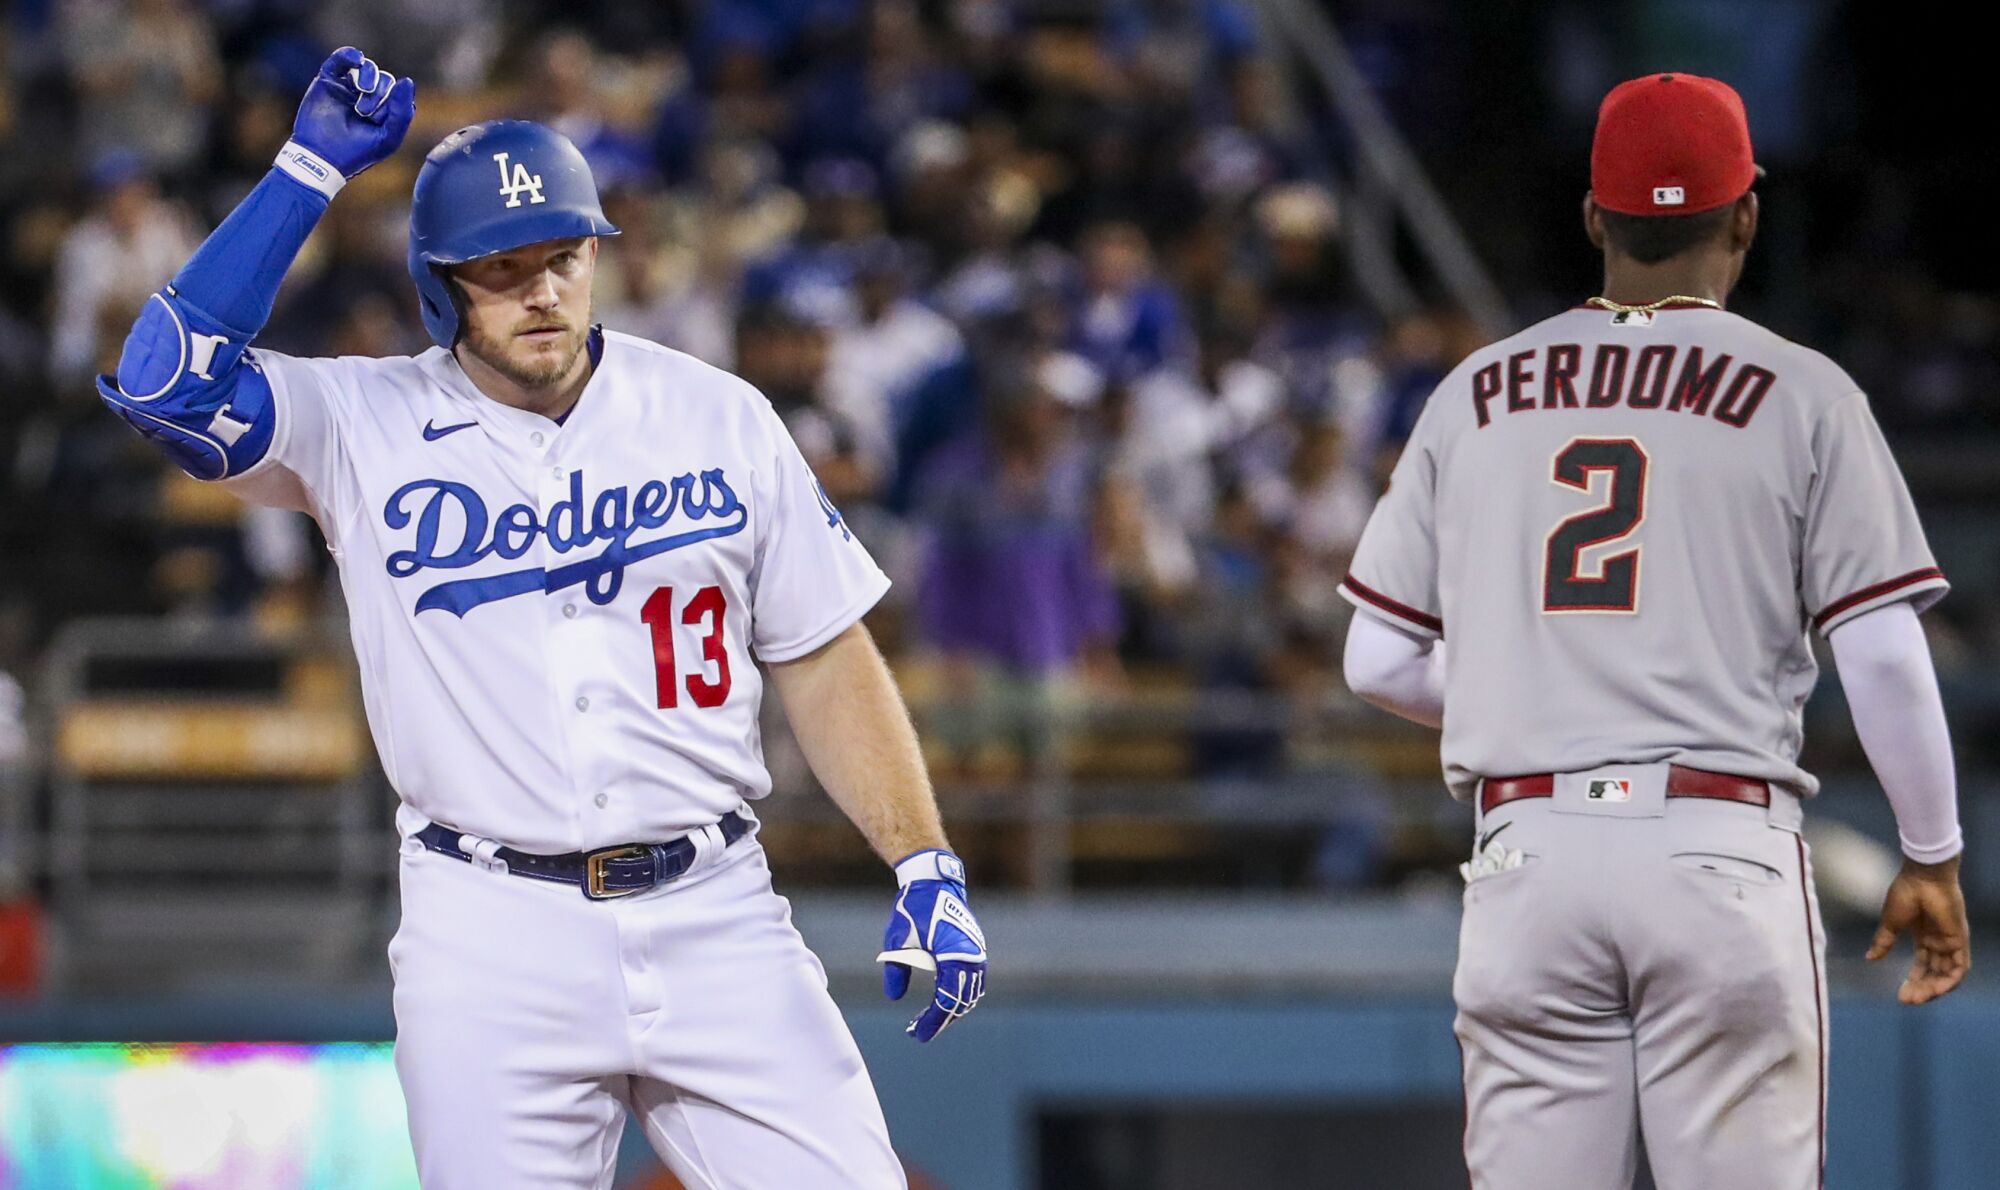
640, 586, 732, 709
1542, 438, 1648, 613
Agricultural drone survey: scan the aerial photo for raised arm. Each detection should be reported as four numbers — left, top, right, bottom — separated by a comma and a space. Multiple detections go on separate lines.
95, 48, 412, 483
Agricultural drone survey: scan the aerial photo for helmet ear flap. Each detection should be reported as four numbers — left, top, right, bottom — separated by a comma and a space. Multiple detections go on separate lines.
420, 263, 468, 349
438, 265, 469, 349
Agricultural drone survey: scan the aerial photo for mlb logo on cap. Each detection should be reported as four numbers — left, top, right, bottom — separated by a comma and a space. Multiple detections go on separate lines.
1592, 73, 1760, 216
1587, 778, 1634, 802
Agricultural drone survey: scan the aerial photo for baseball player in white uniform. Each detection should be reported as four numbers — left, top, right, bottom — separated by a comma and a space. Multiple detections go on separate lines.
1339, 74, 1972, 1188
96, 50, 988, 1188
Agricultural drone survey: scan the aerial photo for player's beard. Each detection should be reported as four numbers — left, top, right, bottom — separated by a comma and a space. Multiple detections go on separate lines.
462, 313, 589, 392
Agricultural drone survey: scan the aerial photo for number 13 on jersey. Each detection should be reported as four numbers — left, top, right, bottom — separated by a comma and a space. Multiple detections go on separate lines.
641, 585, 732, 709
1542, 437, 1649, 614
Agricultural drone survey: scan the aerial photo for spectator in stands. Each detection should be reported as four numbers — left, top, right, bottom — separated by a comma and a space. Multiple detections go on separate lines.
0, 593, 29, 774
599, 198, 722, 367
889, 119, 977, 257
1369, 308, 1470, 481
61, 0, 222, 180
1250, 181, 1372, 419
651, 20, 789, 186
1273, 415, 1374, 577
201, 68, 301, 218
1175, 480, 1289, 772
787, 0, 973, 173
1118, 307, 1285, 545
932, 167, 1045, 326
827, 237, 967, 453
1186, 56, 1310, 203
48, 153, 200, 385
519, 29, 654, 188
742, 157, 886, 327
913, 362, 1121, 775
1069, 220, 1189, 384
312, 0, 503, 90
734, 304, 885, 505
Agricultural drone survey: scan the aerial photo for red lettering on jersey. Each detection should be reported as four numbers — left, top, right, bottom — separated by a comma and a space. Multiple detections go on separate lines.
1667, 349, 1732, 415
1544, 344, 1582, 409
1627, 345, 1676, 409
1506, 350, 1537, 413
1471, 362, 1502, 427
1714, 364, 1775, 428
1586, 344, 1629, 408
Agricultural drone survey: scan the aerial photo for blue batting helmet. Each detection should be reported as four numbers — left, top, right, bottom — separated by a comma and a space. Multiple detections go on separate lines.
407, 120, 620, 349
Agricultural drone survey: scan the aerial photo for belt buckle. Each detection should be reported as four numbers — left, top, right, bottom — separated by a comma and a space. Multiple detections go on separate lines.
584, 845, 652, 900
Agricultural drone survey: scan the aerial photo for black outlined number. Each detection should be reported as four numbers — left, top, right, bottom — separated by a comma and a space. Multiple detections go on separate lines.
1543, 438, 1648, 613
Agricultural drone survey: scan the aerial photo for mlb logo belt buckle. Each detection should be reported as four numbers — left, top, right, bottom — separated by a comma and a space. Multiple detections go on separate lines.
584, 845, 655, 900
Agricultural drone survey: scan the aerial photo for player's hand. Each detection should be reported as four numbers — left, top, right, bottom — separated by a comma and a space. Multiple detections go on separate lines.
291, 47, 415, 179
876, 849, 987, 1042
1867, 854, 1971, 1005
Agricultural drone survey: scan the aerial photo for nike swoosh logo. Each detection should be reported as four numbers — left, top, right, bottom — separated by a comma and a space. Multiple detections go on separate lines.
1478, 822, 1512, 852
422, 420, 478, 441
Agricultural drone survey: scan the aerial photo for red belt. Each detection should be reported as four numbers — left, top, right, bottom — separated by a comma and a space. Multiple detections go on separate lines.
1479, 765, 1770, 816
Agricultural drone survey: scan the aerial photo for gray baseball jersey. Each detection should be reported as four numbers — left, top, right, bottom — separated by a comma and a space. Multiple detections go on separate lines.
1340, 302, 1947, 799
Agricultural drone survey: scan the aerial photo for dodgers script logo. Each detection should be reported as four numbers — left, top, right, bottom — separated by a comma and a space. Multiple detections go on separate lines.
384, 469, 747, 617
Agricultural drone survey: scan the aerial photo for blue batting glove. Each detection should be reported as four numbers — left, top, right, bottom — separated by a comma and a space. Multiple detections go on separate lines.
877, 849, 988, 1042
284, 47, 415, 184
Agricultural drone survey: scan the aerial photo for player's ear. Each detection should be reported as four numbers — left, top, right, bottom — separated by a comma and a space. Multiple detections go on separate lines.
1731, 191, 1759, 254
1582, 193, 1607, 251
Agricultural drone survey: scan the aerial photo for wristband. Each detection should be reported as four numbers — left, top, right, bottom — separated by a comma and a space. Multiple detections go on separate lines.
893, 849, 965, 887
274, 141, 345, 200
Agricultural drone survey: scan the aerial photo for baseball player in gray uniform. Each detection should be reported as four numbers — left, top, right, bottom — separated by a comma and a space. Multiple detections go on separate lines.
1338, 74, 1972, 1189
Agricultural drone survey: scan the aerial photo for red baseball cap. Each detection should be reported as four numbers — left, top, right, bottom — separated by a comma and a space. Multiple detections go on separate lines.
1591, 73, 1759, 217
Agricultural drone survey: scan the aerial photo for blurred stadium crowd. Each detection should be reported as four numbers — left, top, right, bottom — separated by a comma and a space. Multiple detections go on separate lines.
0, 0, 1478, 779
1, 0, 1996, 888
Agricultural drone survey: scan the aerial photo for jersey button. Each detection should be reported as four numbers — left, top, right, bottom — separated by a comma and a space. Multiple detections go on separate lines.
531, 432, 545, 447
593, 792, 608, 809
574, 696, 589, 712
562, 604, 578, 619
552, 466, 565, 479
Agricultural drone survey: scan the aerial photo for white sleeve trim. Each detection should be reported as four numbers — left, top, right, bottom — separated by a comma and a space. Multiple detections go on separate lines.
752, 570, 892, 664
273, 141, 346, 200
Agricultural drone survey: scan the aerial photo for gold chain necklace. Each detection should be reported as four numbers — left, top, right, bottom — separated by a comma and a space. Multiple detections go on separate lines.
1586, 295, 1722, 314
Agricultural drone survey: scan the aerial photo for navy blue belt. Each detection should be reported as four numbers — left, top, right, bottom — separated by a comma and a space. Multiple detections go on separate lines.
415, 812, 751, 900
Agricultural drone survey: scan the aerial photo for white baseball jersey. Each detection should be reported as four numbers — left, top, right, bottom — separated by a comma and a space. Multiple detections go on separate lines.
225, 330, 890, 852
1341, 302, 1947, 801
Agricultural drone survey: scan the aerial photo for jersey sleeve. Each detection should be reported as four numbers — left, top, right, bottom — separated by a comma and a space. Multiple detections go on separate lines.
1801, 391, 1948, 636
747, 400, 893, 662
220, 350, 356, 537
1339, 408, 1444, 640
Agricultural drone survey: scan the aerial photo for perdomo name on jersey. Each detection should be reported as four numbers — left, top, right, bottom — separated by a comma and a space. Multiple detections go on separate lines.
1471, 343, 1774, 430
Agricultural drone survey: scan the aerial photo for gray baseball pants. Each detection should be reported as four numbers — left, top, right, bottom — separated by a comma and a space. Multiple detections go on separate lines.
1454, 769, 1826, 1190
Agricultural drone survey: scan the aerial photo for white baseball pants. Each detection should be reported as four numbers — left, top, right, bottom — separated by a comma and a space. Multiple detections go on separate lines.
388, 830, 906, 1189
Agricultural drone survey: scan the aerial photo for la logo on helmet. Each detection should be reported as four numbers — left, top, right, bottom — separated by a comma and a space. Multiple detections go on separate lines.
493, 151, 547, 208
